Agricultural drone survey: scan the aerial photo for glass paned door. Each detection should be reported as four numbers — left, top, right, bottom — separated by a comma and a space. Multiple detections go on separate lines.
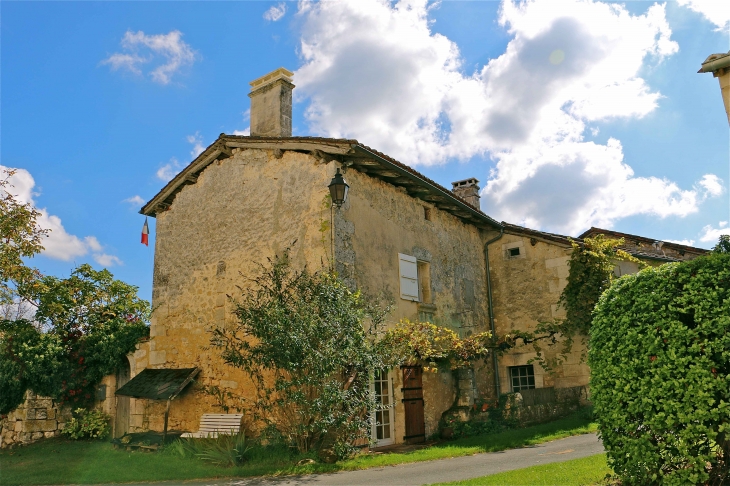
372, 369, 395, 446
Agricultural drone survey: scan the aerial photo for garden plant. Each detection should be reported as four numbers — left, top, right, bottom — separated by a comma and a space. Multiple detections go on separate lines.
590, 245, 730, 485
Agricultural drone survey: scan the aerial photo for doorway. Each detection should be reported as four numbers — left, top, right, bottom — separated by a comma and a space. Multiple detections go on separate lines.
114, 359, 131, 438
371, 369, 395, 447
401, 365, 425, 443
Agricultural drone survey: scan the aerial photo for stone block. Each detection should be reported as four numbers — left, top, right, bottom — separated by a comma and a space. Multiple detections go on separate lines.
25, 409, 37, 420
22, 420, 57, 433
44, 431, 56, 438
149, 324, 166, 338
14, 421, 22, 432
134, 348, 147, 359
149, 350, 167, 365
35, 409, 48, 420
26, 399, 53, 409
31, 432, 43, 440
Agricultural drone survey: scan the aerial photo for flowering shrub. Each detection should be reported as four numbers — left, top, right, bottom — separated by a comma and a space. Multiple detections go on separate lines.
62, 408, 110, 440
379, 319, 492, 371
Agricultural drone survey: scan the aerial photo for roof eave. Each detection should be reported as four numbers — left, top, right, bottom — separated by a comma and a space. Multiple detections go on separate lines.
352, 145, 503, 230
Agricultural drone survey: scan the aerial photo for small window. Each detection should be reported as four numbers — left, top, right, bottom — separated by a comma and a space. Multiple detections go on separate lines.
509, 365, 535, 392
508, 247, 521, 257
424, 207, 432, 221
417, 261, 431, 304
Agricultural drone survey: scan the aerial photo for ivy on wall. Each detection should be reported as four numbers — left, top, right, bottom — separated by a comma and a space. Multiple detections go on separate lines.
498, 235, 644, 370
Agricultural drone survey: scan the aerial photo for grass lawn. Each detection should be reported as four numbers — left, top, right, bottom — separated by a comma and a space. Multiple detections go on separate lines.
434, 453, 612, 486
0, 412, 597, 485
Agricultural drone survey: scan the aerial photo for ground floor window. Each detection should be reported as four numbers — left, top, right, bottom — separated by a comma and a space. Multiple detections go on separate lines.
509, 365, 535, 392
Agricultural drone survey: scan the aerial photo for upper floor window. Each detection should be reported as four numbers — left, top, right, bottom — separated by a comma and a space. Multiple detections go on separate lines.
399, 253, 431, 303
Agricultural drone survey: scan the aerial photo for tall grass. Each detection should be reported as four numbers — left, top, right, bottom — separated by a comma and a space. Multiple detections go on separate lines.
165, 433, 252, 467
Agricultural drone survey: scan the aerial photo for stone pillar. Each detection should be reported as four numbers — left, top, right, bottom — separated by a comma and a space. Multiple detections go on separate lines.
248, 68, 295, 137
699, 52, 730, 126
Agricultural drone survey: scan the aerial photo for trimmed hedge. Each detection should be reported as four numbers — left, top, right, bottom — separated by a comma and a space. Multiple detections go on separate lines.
590, 253, 730, 485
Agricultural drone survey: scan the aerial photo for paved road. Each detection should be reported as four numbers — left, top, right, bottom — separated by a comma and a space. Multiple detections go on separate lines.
115, 433, 604, 486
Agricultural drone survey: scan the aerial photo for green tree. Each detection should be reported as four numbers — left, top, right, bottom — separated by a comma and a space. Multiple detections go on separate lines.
211, 253, 389, 458
590, 250, 730, 485
713, 234, 730, 254
0, 168, 48, 307
0, 265, 150, 413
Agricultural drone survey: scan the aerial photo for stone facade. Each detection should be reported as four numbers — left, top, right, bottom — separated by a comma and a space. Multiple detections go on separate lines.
137, 147, 334, 435
0, 391, 71, 448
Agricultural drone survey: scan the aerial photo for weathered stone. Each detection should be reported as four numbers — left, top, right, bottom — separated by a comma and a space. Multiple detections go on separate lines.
22, 420, 57, 433
149, 350, 167, 365
35, 409, 48, 420
26, 399, 52, 409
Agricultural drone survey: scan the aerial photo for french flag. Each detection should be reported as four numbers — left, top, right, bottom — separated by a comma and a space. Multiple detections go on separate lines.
141, 218, 149, 246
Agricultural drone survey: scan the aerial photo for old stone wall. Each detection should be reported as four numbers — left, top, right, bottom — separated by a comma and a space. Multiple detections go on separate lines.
144, 148, 332, 434
486, 230, 591, 393
0, 391, 71, 448
335, 168, 492, 439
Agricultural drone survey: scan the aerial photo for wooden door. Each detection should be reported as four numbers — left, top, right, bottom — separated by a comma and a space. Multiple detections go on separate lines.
115, 360, 131, 438
401, 366, 425, 443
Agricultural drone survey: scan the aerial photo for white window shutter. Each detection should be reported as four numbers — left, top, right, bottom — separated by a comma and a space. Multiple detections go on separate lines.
399, 253, 419, 301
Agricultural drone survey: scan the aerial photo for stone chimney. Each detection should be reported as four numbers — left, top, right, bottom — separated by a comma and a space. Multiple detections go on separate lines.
248, 67, 294, 137
451, 178, 481, 210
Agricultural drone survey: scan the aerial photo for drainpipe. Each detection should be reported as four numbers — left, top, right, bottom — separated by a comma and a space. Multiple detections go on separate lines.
484, 228, 504, 399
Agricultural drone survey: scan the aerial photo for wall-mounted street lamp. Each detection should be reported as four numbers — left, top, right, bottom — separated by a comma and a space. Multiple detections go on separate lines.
328, 168, 349, 207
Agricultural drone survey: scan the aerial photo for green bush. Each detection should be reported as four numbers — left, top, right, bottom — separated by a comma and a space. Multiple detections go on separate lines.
61, 408, 111, 439
590, 253, 730, 485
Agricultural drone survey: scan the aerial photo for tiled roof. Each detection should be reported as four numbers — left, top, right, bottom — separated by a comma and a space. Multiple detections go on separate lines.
115, 368, 199, 400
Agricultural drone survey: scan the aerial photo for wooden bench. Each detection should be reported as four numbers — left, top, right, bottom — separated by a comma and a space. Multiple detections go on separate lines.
180, 414, 244, 438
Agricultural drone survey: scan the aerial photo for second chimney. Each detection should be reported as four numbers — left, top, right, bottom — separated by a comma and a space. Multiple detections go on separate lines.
248, 68, 294, 137
451, 178, 481, 210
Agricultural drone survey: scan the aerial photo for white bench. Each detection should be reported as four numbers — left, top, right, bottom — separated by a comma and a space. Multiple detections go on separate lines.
180, 414, 244, 438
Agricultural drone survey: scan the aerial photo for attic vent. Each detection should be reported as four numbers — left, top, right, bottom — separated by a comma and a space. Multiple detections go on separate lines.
508, 248, 521, 257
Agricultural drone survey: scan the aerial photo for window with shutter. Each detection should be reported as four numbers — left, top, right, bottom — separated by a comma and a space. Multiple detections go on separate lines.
398, 253, 419, 301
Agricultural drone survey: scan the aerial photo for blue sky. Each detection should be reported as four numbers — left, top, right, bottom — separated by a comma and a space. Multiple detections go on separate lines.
2, 0, 729, 302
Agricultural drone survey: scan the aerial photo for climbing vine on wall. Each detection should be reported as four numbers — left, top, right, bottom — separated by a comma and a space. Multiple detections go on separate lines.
500, 235, 644, 370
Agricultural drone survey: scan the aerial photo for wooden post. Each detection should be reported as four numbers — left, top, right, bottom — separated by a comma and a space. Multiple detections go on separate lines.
162, 398, 171, 445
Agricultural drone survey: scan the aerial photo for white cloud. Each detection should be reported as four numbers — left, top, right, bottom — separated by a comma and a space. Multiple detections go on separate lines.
156, 157, 183, 182
233, 127, 250, 136
2, 166, 122, 266
187, 132, 205, 158
699, 221, 730, 243
697, 174, 724, 198
93, 253, 124, 267
101, 30, 197, 84
666, 239, 695, 246
264, 3, 287, 22
677, 0, 730, 30
123, 195, 146, 207
295, 0, 720, 234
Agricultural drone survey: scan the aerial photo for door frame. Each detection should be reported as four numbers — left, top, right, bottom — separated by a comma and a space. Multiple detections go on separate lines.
371, 369, 396, 447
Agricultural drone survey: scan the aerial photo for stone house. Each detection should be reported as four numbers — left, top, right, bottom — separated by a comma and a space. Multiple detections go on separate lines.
104, 68, 708, 447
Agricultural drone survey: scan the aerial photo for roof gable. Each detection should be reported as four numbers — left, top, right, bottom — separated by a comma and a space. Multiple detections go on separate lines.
141, 135, 502, 230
